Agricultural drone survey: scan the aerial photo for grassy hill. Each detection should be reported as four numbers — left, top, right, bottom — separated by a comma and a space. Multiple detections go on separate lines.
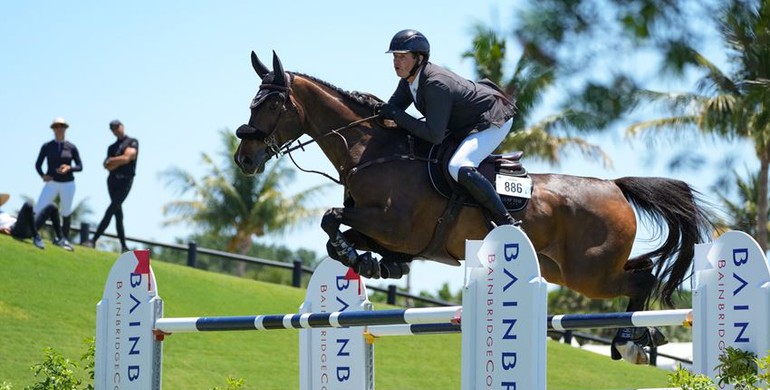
0, 234, 673, 389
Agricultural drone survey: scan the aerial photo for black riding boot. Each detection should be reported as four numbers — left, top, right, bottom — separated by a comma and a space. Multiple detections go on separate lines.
457, 166, 516, 226
62, 215, 71, 239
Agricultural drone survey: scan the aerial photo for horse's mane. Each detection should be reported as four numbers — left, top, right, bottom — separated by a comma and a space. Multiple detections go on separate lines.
289, 71, 383, 109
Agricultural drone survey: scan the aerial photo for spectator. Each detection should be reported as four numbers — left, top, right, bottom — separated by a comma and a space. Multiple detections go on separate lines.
34, 117, 82, 247
0, 193, 72, 251
83, 119, 138, 252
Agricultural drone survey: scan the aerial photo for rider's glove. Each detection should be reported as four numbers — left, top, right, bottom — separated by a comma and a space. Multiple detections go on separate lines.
375, 103, 399, 120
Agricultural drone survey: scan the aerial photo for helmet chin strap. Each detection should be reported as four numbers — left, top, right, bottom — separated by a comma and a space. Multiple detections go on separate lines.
404, 55, 424, 79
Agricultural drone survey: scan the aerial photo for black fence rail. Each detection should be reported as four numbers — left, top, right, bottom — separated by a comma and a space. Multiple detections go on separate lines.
73, 223, 454, 308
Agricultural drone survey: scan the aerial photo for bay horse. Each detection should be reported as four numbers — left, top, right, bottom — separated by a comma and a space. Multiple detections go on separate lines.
234, 51, 712, 364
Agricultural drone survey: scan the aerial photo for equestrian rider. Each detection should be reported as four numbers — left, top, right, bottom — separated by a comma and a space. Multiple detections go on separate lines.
377, 29, 518, 226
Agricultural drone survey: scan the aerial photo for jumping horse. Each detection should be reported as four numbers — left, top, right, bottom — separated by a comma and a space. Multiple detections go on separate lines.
234, 52, 712, 364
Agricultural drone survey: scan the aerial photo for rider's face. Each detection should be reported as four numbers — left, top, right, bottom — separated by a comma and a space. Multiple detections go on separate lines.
392, 53, 419, 79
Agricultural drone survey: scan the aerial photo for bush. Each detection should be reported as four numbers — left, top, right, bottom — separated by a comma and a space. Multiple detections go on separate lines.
669, 347, 770, 389
4, 339, 242, 390
24, 348, 81, 390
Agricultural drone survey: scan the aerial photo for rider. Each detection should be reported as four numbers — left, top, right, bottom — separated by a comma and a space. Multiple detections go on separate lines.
377, 29, 518, 227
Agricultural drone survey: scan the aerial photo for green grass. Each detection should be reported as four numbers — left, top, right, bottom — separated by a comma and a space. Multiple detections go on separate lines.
0, 234, 672, 389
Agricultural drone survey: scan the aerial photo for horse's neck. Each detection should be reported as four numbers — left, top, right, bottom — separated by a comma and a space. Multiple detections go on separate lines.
292, 77, 373, 172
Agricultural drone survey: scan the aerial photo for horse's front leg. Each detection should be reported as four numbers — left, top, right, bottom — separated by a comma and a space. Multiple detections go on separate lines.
321, 206, 414, 279
321, 208, 381, 278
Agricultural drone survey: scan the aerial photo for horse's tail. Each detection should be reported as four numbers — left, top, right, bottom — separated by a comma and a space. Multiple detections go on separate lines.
613, 176, 713, 307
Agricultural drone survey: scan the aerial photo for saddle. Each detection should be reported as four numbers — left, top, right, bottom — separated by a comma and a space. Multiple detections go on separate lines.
427, 138, 531, 212
417, 136, 532, 261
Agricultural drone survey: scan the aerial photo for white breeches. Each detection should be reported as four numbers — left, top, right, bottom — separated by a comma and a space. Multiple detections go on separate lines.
448, 118, 513, 181
35, 180, 75, 217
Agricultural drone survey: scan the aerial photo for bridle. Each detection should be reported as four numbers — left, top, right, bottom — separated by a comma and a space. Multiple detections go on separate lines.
236, 73, 296, 156
236, 72, 378, 185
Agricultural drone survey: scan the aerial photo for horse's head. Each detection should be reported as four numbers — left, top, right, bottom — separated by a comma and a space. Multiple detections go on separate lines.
234, 51, 303, 174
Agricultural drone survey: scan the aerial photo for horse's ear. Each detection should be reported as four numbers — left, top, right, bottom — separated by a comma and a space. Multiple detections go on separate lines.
251, 51, 270, 79
271, 50, 286, 87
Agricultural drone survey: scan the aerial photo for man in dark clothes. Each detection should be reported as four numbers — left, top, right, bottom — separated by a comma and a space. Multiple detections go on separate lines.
82, 119, 138, 252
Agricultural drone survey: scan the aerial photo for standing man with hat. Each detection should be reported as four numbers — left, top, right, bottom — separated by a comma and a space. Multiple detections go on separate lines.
34, 117, 81, 250
83, 119, 139, 252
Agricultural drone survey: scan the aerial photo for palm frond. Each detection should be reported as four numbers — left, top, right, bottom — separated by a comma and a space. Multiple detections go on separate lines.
626, 116, 698, 139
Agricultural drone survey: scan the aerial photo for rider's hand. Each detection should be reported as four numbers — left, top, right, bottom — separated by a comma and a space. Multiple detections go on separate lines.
376, 103, 399, 120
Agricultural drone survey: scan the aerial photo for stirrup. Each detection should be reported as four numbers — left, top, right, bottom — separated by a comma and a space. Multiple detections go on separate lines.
492, 213, 520, 227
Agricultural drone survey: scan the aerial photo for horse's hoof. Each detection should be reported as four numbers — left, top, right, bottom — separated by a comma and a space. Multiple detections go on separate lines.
611, 340, 649, 365
647, 327, 669, 347
611, 326, 657, 364
380, 261, 410, 279
354, 252, 381, 279
325, 240, 340, 261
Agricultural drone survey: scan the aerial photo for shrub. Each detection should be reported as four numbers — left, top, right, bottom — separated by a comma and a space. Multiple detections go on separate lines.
669, 347, 770, 390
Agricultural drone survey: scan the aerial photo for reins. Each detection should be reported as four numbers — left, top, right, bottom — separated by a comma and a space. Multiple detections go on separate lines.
280, 115, 379, 185
282, 115, 378, 154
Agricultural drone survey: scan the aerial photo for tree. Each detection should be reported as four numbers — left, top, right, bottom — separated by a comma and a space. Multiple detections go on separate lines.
462, 25, 611, 167
712, 167, 770, 237
160, 129, 331, 276
627, 0, 770, 250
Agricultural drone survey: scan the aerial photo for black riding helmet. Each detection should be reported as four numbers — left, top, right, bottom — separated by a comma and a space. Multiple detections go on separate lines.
386, 29, 430, 78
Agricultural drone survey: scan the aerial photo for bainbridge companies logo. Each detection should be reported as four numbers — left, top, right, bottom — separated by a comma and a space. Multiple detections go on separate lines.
114, 250, 151, 385
316, 268, 359, 387
713, 246, 754, 382
483, 240, 523, 389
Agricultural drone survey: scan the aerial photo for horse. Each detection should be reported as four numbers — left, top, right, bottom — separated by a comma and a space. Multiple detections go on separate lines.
234, 51, 712, 364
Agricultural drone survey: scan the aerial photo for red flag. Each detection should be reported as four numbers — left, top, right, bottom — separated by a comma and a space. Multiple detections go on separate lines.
344, 267, 363, 295
132, 249, 152, 290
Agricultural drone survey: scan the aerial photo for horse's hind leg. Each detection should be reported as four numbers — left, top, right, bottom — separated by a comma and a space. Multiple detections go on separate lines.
610, 256, 667, 364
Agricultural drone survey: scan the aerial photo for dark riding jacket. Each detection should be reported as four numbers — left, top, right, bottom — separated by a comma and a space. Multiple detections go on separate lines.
386, 62, 516, 144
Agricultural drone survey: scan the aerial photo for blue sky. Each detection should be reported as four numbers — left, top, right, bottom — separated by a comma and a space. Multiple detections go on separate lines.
1, 1, 754, 294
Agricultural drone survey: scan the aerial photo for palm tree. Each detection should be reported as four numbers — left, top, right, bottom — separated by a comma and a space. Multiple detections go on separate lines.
462, 25, 612, 167
160, 129, 331, 276
627, 0, 770, 250
712, 168, 770, 237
